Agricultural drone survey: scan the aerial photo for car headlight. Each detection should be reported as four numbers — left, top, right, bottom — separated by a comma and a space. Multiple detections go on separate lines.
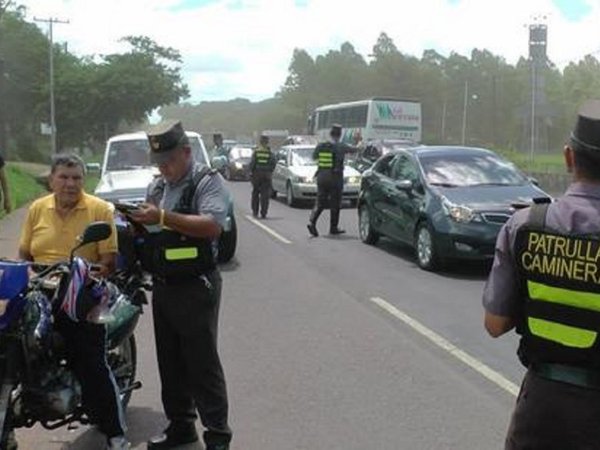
347, 176, 360, 185
234, 162, 243, 169
293, 175, 313, 183
443, 200, 480, 223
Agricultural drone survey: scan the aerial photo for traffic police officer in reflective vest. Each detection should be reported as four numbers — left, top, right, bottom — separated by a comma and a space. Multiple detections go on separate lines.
249, 134, 276, 218
307, 124, 357, 237
130, 121, 232, 450
483, 100, 600, 449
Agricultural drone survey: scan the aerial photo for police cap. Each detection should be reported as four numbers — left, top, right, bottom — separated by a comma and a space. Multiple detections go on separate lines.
571, 100, 600, 151
147, 121, 189, 164
330, 124, 342, 137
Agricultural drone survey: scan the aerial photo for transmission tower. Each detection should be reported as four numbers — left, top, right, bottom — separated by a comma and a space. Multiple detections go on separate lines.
524, 20, 551, 158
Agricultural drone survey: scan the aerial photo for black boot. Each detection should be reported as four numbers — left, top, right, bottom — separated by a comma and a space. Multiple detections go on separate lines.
307, 222, 319, 237
147, 422, 198, 449
330, 228, 346, 235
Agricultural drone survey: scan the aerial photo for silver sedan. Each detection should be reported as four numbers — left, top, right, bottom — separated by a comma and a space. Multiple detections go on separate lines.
271, 145, 361, 207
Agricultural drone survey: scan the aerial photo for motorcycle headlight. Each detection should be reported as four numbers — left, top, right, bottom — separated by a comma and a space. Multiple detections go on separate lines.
443, 200, 479, 223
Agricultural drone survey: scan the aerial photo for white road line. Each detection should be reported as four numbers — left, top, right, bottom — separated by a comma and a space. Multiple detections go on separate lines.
244, 215, 293, 244
370, 296, 520, 397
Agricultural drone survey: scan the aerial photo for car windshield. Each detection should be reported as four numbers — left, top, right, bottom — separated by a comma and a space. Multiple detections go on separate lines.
420, 153, 528, 187
230, 147, 253, 159
290, 148, 315, 166
188, 136, 208, 165
106, 139, 151, 170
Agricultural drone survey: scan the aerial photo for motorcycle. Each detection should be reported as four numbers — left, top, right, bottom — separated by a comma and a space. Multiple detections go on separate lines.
0, 220, 148, 448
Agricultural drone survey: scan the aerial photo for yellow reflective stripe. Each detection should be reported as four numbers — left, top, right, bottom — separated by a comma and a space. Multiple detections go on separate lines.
528, 317, 597, 348
319, 152, 333, 168
528, 281, 600, 313
165, 247, 199, 261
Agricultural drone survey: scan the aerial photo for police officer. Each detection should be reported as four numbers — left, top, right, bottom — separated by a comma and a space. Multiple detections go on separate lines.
483, 100, 600, 449
212, 133, 225, 157
131, 121, 232, 450
250, 134, 276, 218
307, 124, 357, 237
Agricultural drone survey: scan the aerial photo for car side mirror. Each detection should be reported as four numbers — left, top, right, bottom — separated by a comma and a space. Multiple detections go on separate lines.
529, 177, 540, 187
395, 180, 413, 191
86, 163, 101, 173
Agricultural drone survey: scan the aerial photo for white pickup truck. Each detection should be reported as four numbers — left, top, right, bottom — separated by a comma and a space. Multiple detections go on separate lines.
93, 131, 237, 263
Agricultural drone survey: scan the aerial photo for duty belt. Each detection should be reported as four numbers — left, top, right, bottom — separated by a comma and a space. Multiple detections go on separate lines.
531, 363, 600, 390
154, 271, 216, 286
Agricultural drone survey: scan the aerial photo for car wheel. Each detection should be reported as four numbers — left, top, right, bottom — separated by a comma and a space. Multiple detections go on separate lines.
218, 214, 237, 263
415, 222, 440, 271
349, 199, 358, 208
359, 204, 379, 245
286, 182, 297, 207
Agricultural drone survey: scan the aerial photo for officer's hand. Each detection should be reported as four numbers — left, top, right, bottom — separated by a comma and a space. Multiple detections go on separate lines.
130, 203, 161, 225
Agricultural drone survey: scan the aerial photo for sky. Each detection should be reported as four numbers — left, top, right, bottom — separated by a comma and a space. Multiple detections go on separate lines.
19, 0, 600, 104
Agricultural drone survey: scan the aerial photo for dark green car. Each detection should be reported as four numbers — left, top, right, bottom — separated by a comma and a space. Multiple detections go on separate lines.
358, 146, 550, 271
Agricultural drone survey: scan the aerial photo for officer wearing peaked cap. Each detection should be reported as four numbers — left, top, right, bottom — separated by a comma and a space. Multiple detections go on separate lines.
129, 121, 232, 450
483, 100, 600, 449
307, 124, 357, 237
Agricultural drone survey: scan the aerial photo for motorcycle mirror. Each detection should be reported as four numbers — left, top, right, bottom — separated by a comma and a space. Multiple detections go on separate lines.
80, 222, 112, 246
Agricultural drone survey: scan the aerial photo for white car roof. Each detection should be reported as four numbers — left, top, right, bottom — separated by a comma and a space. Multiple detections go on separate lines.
107, 130, 203, 143
281, 145, 315, 150
107, 132, 147, 143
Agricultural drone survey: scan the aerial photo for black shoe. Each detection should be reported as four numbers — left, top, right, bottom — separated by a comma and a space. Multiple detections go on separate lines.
307, 223, 319, 237
147, 422, 198, 450
252, 211, 258, 218
206, 444, 230, 450
330, 228, 346, 235
261, 213, 267, 219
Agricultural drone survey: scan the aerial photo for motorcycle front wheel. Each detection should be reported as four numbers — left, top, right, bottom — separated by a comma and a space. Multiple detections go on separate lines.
108, 334, 137, 409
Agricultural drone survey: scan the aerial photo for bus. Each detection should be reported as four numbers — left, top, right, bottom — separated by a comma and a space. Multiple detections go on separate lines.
310, 98, 422, 144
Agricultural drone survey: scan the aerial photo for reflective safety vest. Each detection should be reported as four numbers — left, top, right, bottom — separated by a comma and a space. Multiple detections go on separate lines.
515, 202, 600, 369
317, 144, 334, 170
140, 164, 217, 281
254, 147, 272, 168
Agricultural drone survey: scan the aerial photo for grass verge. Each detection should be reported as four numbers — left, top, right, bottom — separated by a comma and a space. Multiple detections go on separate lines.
3, 164, 46, 217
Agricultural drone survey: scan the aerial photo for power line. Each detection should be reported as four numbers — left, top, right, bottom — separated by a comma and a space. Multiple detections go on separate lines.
34, 16, 69, 154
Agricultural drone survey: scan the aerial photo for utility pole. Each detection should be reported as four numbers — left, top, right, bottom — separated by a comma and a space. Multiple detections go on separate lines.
461, 80, 469, 146
34, 16, 69, 154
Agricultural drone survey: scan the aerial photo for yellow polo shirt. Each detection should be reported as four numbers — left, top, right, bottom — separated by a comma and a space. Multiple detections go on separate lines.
19, 193, 118, 264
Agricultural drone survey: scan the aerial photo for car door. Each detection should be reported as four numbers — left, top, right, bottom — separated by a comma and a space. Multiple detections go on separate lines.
389, 153, 424, 243
272, 149, 288, 192
364, 154, 398, 238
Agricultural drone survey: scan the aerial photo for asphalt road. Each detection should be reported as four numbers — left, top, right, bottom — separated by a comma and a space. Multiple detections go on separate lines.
1, 180, 527, 450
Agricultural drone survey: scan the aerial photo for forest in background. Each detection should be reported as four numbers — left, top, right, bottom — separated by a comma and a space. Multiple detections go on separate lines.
162, 32, 600, 154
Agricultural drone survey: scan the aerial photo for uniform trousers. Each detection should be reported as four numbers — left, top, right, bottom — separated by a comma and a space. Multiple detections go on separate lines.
310, 171, 344, 231
505, 369, 600, 449
152, 271, 232, 446
251, 172, 272, 217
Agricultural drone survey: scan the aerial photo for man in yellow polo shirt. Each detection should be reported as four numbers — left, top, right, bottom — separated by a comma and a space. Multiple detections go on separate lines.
18, 154, 128, 450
